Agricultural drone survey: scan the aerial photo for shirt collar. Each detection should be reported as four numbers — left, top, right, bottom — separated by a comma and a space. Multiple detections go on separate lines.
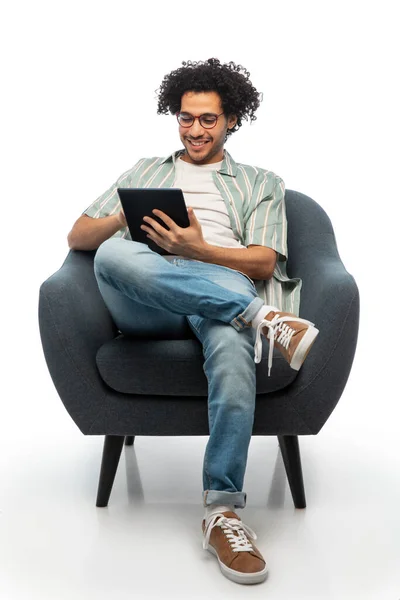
160, 148, 238, 177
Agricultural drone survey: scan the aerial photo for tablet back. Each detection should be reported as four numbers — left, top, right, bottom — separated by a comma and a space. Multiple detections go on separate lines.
117, 188, 189, 256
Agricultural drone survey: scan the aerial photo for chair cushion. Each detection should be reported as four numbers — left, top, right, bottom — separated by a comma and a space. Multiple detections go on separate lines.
96, 334, 298, 396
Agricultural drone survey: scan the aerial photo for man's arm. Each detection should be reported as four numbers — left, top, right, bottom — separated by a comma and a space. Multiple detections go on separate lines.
69, 157, 142, 250
141, 208, 276, 280
67, 211, 127, 251
197, 243, 277, 280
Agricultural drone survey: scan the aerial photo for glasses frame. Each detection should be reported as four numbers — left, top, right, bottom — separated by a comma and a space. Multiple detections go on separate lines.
176, 111, 225, 129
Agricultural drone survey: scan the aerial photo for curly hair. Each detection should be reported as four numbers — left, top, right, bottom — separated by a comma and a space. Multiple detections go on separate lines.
155, 58, 263, 140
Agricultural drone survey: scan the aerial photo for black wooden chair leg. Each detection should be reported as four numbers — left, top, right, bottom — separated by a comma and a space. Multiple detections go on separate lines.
125, 436, 135, 446
96, 435, 125, 507
277, 435, 306, 508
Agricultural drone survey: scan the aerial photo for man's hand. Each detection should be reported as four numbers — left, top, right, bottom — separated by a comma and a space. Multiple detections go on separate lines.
141, 207, 208, 259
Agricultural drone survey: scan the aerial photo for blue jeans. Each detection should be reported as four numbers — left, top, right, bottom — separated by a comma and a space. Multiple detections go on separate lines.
93, 238, 265, 509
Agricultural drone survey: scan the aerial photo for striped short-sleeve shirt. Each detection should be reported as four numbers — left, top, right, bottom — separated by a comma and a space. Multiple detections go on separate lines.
83, 149, 302, 315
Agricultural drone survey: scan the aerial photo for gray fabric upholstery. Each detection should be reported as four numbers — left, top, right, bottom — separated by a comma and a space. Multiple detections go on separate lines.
96, 336, 297, 396
38, 190, 359, 437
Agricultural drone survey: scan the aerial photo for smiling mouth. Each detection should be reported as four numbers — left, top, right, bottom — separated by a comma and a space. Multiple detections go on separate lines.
188, 140, 210, 148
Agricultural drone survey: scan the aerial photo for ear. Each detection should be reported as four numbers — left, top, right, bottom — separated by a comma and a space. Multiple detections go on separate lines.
227, 114, 237, 129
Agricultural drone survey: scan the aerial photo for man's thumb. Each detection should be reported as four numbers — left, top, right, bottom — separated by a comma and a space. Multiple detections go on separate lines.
188, 207, 197, 222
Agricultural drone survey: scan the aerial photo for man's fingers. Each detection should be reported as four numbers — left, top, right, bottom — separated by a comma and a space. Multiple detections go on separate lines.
141, 216, 167, 235
144, 227, 166, 249
151, 209, 177, 230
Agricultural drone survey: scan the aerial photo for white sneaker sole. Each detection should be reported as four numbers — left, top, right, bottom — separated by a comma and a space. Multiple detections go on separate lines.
206, 544, 269, 585
290, 325, 319, 371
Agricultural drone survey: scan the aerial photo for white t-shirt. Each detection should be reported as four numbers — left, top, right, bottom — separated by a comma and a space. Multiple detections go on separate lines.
173, 156, 246, 250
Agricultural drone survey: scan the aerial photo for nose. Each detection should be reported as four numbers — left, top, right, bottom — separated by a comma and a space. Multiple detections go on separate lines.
189, 118, 205, 136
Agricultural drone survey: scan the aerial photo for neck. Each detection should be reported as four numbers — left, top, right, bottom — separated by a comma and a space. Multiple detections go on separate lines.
180, 149, 225, 165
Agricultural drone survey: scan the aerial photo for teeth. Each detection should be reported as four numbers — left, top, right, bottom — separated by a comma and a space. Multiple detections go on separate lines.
190, 141, 207, 146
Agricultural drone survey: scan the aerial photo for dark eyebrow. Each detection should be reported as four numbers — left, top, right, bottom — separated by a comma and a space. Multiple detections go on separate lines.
180, 111, 217, 116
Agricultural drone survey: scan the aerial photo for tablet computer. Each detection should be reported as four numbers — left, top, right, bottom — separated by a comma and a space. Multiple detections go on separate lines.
117, 188, 189, 256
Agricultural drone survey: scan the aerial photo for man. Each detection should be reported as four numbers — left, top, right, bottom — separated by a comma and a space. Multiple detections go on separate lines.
67, 58, 319, 585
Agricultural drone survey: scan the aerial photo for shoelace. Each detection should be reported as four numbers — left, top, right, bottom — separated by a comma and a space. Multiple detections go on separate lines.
254, 314, 314, 376
203, 514, 257, 552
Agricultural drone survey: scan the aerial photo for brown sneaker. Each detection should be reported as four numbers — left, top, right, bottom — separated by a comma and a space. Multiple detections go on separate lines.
254, 310, 319, 375
202, 511, 268, 585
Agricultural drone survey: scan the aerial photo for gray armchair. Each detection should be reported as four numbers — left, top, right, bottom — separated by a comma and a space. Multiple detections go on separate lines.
38, 190, 359, 508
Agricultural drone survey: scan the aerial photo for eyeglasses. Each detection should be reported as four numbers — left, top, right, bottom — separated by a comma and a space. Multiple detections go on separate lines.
176, 111, 225, 129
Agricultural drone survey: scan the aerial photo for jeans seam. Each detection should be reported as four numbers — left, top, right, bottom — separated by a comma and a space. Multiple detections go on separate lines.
204, 447, 212, 491
189, 317, 213, 492
205, 385, 214, 490
186, 316, 201, 337
237, 314, 251, 326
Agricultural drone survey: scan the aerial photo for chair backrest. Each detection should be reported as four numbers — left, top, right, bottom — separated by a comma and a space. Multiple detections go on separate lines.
285, 189, 340, 268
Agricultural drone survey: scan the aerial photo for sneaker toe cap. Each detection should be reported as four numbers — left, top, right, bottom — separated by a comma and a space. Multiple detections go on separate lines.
230, 551, 266, 573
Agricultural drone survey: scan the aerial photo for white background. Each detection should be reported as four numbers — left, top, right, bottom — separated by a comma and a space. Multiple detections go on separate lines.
1, 1, 399, 598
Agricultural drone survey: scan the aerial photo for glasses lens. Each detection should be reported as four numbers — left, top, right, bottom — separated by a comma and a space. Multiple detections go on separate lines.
177, 113, 219, 128
200, 115, 218, 128
178, 114, 194, 126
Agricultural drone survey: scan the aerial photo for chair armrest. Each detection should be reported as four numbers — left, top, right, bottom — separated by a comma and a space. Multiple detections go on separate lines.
38, 249, 118, 433
277, 192, 360, 432
291, 241, 357, 322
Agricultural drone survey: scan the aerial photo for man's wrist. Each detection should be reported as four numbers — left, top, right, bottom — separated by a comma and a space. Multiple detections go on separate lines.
194, 241, 213, 262
114, 213, 124, 230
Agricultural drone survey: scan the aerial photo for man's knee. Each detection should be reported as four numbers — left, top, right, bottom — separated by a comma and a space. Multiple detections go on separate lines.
204, 323, 254, 361
203, 327, 256, 397
94, 238, 141, 272
95, 236, 121, 260
94, 239, 117, 277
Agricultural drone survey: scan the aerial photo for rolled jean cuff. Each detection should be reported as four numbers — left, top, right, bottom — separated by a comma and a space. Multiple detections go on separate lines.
203, 490, 247, 509
230, 296, 264, 332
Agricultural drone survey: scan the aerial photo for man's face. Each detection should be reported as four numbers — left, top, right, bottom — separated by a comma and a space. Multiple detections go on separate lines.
178, 91, 237, 165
